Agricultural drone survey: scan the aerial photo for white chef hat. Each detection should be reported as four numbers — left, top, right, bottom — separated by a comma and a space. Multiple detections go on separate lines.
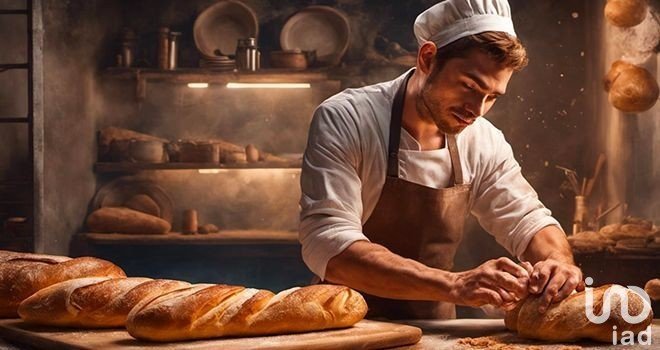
414, 0, 517, 48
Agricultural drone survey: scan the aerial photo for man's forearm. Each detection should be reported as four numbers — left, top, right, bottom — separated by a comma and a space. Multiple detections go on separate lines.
521, 225, 574, 265
324, 240, 456, 302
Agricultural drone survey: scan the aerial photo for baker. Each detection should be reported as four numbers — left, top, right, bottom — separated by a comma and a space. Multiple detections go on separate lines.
299, 0, 584, 319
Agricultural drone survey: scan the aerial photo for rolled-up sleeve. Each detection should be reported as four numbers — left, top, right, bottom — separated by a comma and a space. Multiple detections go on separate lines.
299, 103, 370, 280
470, 130, 562, 259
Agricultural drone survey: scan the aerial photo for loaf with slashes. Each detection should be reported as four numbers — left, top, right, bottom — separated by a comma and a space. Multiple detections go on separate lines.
0, 250, 125, 318
18, 277, 190, 327
126, 283, 368, 341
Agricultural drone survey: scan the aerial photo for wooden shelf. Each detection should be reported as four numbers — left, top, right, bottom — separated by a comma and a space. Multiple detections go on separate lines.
94, 160, 302, 173
79, 230, 299, 245
573, 250, 660, 260
103, 67, 335, 84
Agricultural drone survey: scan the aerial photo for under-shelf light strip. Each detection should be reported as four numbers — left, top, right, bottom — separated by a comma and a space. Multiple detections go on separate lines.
187, 82, 310, 89
187, 82, 209, 88
226, 82, 311, 89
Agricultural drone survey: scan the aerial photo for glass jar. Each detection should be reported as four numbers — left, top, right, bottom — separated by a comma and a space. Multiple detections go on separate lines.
235, 37, 260, 71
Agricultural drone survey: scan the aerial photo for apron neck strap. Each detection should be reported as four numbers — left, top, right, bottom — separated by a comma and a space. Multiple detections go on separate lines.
387, 71, 413, 178
387, 70, 465, 185
446, 134, 464, 185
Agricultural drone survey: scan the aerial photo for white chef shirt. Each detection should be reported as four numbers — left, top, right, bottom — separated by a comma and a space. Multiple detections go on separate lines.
299, 70, 562, 280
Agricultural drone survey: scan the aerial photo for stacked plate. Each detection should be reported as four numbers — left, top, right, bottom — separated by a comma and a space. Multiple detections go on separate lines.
193, 0, 258, 57
199, 55, 236, 71
280, 6, 350, 67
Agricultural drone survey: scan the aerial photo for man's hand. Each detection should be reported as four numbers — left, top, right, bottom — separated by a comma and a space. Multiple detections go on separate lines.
528, 259, 585, 313
521, 225, 585, 313
450, 257, 531, 311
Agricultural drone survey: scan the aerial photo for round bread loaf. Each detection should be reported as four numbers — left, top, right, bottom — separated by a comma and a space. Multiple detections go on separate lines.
645, 279, 660, 300
604, 0, 648, 27
506, 284, 653, 342
606, 60, 659, 113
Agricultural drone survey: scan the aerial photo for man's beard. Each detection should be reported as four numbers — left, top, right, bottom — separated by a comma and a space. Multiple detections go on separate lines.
416, 86, 464, 135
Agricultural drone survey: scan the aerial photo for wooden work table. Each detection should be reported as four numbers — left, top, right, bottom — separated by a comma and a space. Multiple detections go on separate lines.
1, 319, 658, 349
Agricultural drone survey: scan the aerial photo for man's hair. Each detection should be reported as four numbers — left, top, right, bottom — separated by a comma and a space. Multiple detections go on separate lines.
433, 31, 528, 72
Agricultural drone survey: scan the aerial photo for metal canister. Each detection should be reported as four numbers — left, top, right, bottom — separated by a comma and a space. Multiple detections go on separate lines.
235, 37, 260, 71
119, 28, 136, 68
157, 27, 170, 70
168, 32, 181, 70
121, 41, 134, 67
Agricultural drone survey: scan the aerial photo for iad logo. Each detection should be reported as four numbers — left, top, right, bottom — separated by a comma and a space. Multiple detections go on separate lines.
583, 277, 653, 346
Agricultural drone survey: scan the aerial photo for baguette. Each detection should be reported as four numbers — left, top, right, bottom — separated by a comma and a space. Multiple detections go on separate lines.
18, 277, 191, 327
0, 256, 126, 318
126, 284, 368, 342
86, 207, 171, 234
0, 250, 70, 264
505, 284, 653, 342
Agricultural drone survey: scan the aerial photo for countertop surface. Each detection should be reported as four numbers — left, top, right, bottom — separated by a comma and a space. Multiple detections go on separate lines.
390, 318, 659, 349
0, 318, 657, 349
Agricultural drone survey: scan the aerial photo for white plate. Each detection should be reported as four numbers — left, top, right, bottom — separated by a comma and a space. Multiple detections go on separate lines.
280, 6, 350, 66
194, 0, 258, 57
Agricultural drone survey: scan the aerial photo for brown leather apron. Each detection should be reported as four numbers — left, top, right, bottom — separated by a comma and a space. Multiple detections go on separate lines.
362, 71, 472, 319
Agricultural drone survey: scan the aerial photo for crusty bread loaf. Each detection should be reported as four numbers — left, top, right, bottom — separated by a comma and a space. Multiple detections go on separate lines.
0, 256, 126, 318
86, 207, 171, 234
605, 60, 659, 113
126, 284, 368, 342
0, 250, 70, 264
124, 194, 161, 218
18, 277, 190, 327
604, 0, 648, 27
505, 284, 653, 342
567, 231, 615, 253
645, 279, 660, 300
97, 127, 167, 161
597, 218, 656, 243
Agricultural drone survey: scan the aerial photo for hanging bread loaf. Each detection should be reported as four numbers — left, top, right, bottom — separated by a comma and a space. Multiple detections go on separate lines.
604, 0, 648, 27
505, 284, 653, 342
0, 256, 126, 318
18, 277, 191, 327
126, 284, 368, 342
86, 207, 171, 234
604, 60, 659, 113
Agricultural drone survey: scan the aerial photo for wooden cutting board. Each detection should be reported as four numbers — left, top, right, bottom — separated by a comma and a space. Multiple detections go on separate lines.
0, 319, 421, 350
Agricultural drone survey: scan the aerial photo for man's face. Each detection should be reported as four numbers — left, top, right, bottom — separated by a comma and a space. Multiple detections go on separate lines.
416, 49, 514, 134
